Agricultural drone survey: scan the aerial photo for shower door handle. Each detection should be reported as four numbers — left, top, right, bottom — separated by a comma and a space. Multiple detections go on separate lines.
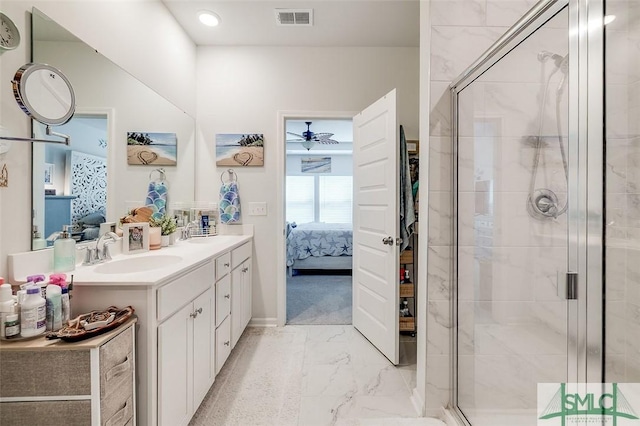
558, 272, 578, 300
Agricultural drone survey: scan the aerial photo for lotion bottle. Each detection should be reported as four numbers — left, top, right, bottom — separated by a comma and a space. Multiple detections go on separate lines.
20, 287, 46, 337
53, 225, 76, 272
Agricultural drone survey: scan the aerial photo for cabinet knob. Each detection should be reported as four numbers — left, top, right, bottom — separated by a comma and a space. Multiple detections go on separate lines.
190, 307, 203, 318
224, 262, 230, 267
224, 340, 230, 346
224, 294, 230, 299
242, 267, 249, 273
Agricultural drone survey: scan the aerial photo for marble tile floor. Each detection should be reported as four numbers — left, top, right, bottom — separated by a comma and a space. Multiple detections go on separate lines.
190, 325, 445, 426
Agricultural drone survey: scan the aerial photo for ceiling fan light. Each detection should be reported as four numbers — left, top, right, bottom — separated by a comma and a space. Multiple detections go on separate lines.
198, 11, 220, 27
302, 140, 315, 151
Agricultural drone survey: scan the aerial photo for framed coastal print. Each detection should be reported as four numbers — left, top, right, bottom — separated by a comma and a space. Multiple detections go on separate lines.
127, 132, 177, 166
216, 133, 264, 167
122, 222, 149, 254
301, 157, 331, 173
44, 163, 54, 185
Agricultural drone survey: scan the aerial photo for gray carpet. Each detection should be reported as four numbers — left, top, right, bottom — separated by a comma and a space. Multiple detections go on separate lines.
286, 272, 352, 324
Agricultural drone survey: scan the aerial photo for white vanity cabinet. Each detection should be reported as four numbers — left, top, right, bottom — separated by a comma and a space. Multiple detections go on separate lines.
231, 242, 252, 348
157, 264, 215, 426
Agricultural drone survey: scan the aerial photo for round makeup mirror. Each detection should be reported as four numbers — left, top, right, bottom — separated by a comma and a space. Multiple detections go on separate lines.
12, 63, 75, 126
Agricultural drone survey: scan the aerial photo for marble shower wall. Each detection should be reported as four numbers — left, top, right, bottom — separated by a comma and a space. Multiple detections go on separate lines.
426, 0, 570, 417
604, 0, 640, 385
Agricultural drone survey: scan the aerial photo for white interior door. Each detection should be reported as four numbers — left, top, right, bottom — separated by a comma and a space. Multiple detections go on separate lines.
352, 89, 399, 364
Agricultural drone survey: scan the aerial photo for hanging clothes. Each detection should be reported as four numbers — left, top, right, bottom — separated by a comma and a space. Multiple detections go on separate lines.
399, 125, 416, 252
145, 169, 168, 220
219, 170, 241, 224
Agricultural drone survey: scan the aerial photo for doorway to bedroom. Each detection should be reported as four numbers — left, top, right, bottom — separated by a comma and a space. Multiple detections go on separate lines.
284, 118, 354, 325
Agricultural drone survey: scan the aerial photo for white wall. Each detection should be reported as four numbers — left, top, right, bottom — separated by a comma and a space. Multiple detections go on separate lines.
0, 0, 196, 278
196, 46, 419, 322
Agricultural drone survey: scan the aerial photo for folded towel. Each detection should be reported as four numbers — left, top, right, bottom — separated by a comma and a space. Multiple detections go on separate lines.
219, 181, 241, 224
145, 181, 168, 220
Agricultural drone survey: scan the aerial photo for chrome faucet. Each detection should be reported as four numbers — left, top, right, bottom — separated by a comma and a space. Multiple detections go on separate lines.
97, 232, 119, 261
181, 220, 199, 240
82, 232, 119, 265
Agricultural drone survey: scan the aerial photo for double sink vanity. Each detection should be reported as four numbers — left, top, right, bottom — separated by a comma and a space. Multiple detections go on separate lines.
5, 231, 254, 426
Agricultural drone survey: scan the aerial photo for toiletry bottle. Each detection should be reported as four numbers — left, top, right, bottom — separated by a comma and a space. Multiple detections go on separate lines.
21, 287, 46, 337
53, 225, 76, 272
61, 286, 70, 324
32, 225, 47, 250
26, 274, 46, 299
45, 284, 62, 331
0, 283, 14, 339
4, 314, 20, 339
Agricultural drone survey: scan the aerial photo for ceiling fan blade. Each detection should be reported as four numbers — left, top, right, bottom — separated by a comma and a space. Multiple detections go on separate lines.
318, 139, 339, 144
286, 132, 304, 139
313, 132, 334, 138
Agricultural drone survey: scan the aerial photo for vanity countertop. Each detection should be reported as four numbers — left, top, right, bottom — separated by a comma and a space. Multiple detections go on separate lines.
8, 234, 252, 288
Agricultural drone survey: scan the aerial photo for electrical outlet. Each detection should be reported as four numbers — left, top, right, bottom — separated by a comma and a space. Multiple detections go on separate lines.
248, 202, 267, 216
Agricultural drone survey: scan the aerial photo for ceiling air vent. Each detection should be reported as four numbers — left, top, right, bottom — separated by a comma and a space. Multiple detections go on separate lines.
275, 9, 313, 26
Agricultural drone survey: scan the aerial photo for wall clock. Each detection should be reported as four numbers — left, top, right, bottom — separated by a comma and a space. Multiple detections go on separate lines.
0, 12, 20, 51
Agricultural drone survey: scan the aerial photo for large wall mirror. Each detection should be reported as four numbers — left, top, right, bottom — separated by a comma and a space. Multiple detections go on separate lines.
31, 8, 196, 249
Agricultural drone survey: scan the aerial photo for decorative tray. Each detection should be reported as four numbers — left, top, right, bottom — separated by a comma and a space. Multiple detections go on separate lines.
46, 306, 135, 342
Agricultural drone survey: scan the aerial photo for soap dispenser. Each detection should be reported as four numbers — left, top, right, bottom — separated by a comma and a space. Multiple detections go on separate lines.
53, 225, 76, 272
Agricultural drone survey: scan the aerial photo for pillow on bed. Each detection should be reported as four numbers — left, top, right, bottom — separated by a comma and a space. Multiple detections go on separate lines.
78, 211, 106, 226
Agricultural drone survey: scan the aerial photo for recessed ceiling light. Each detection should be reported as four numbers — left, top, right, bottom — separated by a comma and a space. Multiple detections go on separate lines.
198, 11, 220, 27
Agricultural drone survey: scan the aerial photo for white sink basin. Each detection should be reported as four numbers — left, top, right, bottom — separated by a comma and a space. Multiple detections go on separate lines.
93, 255, 183, 274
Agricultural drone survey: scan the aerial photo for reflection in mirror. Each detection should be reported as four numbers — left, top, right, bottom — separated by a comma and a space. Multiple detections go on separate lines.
31, 8, 196, 250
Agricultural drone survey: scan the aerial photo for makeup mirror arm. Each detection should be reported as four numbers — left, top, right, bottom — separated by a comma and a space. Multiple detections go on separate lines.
0, 125, 70, 145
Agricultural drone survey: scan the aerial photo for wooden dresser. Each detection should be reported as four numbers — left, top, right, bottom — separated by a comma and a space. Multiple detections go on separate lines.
0, 318, 136, 426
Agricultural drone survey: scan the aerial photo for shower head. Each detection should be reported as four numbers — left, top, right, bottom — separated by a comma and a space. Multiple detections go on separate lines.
538, 50, 568, 72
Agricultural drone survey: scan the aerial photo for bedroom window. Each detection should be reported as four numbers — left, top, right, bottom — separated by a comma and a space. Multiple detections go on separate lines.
286, 176, 315, 223
319, 176, 352, 223
286, 175, 352, 224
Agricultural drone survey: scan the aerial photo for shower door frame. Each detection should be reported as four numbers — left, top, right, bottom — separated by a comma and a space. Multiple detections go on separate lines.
448, 0, 605, 423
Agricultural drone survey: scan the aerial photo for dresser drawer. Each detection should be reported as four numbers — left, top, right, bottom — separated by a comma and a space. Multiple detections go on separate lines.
231, 242, 251, 269
100, 325, 134, 397
215, 315, 231, 374
0, 350, 90, 397
157, 260, 214, 321
103, 394, 133, 426
215, 252, 231, 280
215, 274, 231, 327
0, 400, 91, 425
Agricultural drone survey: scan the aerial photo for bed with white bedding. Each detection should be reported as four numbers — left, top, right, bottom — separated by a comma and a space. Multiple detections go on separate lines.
286, 222, 353, 276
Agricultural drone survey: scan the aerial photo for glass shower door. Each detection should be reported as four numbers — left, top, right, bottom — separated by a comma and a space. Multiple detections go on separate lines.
453, 5, 573, 426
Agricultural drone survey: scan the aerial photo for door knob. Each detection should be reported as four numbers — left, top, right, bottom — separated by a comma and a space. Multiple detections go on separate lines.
382, 236, 394, 246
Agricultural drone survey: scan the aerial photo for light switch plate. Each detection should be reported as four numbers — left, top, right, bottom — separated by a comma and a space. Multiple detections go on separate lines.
248, 202, 267, 216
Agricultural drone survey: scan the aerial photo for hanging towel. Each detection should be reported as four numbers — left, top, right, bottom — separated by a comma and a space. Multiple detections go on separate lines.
399, 125, 416, 252
145, 180, 168, 220
219, 181, 241, 224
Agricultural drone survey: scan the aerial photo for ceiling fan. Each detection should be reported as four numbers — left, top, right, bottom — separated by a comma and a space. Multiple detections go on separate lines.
287, 121, 339, 151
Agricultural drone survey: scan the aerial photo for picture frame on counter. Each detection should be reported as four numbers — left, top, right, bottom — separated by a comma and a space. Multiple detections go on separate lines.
122, 222, 149, 254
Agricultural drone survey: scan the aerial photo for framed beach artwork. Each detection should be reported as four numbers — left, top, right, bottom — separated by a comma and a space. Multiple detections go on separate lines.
216, 134, 264, 167
301, 157, 331, 173
127, 132, 177, 166
44, 163, 54, 185
122, 222, 149, 254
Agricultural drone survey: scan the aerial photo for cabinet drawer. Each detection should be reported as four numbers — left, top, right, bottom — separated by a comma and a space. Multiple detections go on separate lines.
231, 242, 251, 269
215, 274, 231, 327
100, 325, 134, 397
215, 252, 231, 280
157, 260, 214, 321
215, 315, 231, 374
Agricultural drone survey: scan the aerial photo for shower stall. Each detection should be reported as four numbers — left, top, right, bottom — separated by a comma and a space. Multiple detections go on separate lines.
449, 0, 639, 424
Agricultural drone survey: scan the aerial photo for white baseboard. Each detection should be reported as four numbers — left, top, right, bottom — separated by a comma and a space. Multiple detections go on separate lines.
248, 317, 277, 327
